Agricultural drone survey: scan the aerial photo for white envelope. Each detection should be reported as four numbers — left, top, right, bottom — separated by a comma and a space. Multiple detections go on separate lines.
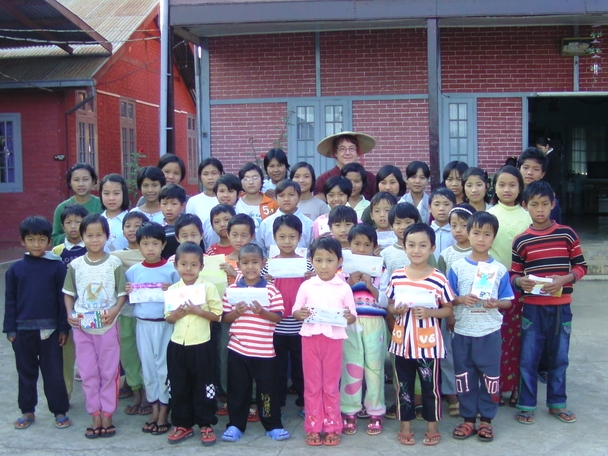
394, 287, 437, 309
129, 286, 165, 304
267, 257, 308, 278
164, 283, 206, 313
269, 245, 308, 258
304, 306, 347, 327
342, 251, 384, 277
225, 287, 271, 308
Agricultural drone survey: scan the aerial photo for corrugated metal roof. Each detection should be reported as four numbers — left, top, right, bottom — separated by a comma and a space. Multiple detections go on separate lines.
0, 0, 158, 87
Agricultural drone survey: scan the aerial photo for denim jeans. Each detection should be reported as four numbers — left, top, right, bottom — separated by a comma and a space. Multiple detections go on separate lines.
518, 304, 572, 411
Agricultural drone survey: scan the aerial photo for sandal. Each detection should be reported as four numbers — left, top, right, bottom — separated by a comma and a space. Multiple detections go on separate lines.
151, 423, 172, 435
14, 415, 35, 430
55, 415, 71, 429
498, 395, 506, 406
357, 406, 370, 419
138, 404, 153, 415
397, 432, 415, 445
217, 403, 228, 416
550, 409, 577, 423
509, 393, 518, 407
142, 421, 157, 433
452, 422, 477, 439
201, 426, 216, 446
423, 431, 441, 446
124, 404, 141, 415
367, 416, 383, 436
384, 403, 397, 420
119, 388, 133, 399
516, 411, 535, 425
324, 432, 341, 446
477, 422, 493, 442
168, 426, 194, 444
85, 427, 102, 439
100, 425, 116, 438
221, 425, 243, 442
305, 432, 322, 446
266, 428, 290, 441
448, 401, 460, 417
342, 414, 357, 435
287, 385, 298, 395
247, 407, 260, 422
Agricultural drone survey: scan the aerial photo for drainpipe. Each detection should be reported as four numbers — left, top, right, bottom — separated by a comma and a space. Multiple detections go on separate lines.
159, 0, 169, 157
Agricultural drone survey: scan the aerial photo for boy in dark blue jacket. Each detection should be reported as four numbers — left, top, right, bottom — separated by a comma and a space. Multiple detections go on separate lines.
3, 216, 71, 430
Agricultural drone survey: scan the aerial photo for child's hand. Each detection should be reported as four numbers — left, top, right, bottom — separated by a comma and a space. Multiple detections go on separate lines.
7, 334, 16, 343
392, 302, 409, 315
373, 246, 382, 256
413, 306, 431, 320
483, 298, 499, 309
220, 262, 237, 277
343, 307, 352, 319
58, 333, 68, 347
125, 282, 133, 294
169, 305, 188, 321
361, 273, 373, 289
161, 282, 172, 291
235, 302, 249, 316
294, 307, 310, 320
518, 275, 536, 294
347, 271, 363, 285
102, 306, 121, 326
264, 274, 274, 281
541, 275, 567, 295
459, 294, 479, 307
68, 314, 81, 328
446, 315, 456, 332
249, 300, 264, 315
304, 271, 316, 279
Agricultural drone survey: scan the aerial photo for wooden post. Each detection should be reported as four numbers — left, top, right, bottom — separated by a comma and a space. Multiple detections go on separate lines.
427, 18, 441, 189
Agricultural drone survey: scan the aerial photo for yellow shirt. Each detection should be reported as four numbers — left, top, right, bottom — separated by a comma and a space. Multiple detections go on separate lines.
168, 277, 222, 346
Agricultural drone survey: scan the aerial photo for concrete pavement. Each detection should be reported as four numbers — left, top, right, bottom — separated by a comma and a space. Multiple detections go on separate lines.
0, 274, 607, 455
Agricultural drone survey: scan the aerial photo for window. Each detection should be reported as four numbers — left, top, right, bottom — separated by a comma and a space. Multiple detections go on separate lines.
0, 114, 23, 192
441, 98, 477, 170
75, 91, 97, 168
120, 99, 136, 180
187, 115, 198, 185
571, 126, 607, 176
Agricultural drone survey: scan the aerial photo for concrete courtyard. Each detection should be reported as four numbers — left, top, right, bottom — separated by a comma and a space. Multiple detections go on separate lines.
0, 258, 606, 455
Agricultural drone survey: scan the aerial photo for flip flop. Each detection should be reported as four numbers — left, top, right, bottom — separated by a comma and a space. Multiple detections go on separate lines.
142, 421, 157, 433
217, 403, 228, 416
85, 427, 101, 439
151, 423, 172, 435
55, 415, 71, 429
119, 388, 133, 399
14, 416, 35, 430
138, 404, 153, 415
124, 404, 141, 415
100, 425, 116, 438
201, 427, 216, 446
551, 410, 577, 423
516, 411, 535, 425
222, 426, 243, 442
168, 426, 194, 444
423, 431, 441, 446
398, 432, 415, 445
266, 428, 290, 441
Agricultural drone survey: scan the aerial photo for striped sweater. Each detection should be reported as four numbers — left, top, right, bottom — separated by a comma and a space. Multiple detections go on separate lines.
511, 222, 587, 305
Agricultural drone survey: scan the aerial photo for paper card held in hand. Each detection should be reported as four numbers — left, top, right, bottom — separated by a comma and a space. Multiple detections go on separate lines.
269, 245, 307, 258
394, 287, 437, 309
267, 257, 308, 278
470, 261, 499, 300
129, 282, 165, 303
304, 306, 348, 327
528, 274, 563, 297
73, 310, 107, 330
164, 283, 206, 313
225, 287, 270, 309
341, 251, 383, 277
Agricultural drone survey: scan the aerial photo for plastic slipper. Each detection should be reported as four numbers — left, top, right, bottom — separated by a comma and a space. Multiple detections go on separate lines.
423, 431, 441, 446
100, 425, 116, 438
124, 404, 140, 415
119, 388, 133, 399
509, 394, 518, 407
85, 427, 101, 439
222, 425, 243, 442
266, 428, 290, 441
342, 414, 357, 435
384, 403, 397, 420
323, 432, 341, 446
247, 408, 260, 422
305, 432, 322, 446
367, 416, 382, 436
551, 410, 576, 423
142, 421, 157, 433
138, 404, 153, 416
357, 406, 370, 418
516, 411, 535, 425
477, 422, 493, 442
151, 423, 171, 435
217, 403, 228, 416
398, 432, 415, 445
14, 416, 35, 430
168, 426, 194, 444
448, 402, 460, 417
453, 422, 477, 439
201, 427, 216, 446
55, 415, 71, 429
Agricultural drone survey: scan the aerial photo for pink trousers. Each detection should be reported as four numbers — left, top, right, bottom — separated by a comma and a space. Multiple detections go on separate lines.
302, 335, 343, 434
73, 324, 121, 415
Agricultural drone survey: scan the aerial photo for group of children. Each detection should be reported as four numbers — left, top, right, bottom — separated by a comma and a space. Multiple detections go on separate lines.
4, 133, 586, 447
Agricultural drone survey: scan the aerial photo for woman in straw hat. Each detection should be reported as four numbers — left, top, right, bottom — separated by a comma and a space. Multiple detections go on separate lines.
314, 132, 377, 201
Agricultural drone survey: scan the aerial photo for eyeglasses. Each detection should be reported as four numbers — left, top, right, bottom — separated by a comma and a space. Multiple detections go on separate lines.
242, 176, 261, 182
337, 146, 357, 153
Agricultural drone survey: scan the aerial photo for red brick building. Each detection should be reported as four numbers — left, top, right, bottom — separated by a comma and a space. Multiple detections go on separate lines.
0, 0, 197, 246
171, 0, 608, 215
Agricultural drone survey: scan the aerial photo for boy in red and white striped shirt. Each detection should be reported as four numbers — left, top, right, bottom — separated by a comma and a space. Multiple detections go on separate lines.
221, 243, 290, 443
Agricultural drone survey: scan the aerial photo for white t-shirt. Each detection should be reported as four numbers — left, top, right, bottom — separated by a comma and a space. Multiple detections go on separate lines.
186, 192, 218, 224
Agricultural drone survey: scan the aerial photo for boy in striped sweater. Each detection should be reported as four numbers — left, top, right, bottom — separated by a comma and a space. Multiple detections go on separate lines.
512, 181, 587, 425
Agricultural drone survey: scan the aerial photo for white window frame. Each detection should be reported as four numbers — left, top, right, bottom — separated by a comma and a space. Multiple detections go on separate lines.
120, 98, 137, 179
441, 97, 478, 170
0, 113, 23, 192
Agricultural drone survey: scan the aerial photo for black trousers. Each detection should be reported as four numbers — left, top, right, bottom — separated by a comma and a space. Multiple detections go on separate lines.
394, 356, 441, 422
273, 333, 304, 407
167, 340, 218, 428
12, 329, 69, 416
227, 350, 283, 432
